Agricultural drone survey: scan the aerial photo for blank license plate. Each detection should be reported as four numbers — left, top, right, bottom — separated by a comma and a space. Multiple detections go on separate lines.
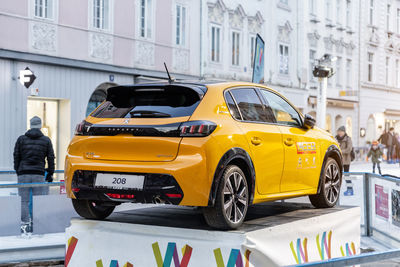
95, 173, 144, 190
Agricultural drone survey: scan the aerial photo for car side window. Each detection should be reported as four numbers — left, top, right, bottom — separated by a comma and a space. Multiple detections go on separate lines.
224, 92, 242, 120
259, 89, 303, 127
229, 88, 271, 122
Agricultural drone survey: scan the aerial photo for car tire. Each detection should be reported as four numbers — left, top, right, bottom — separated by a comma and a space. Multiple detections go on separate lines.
203, 165, 249, 230
72, 199, 115, 220
309, 157, 342, 208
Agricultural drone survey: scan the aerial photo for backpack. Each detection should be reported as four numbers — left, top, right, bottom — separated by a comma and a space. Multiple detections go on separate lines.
351, 148, 355, 162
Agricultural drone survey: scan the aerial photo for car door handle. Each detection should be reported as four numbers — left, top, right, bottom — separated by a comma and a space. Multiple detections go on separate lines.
251, 137, 262, 145
284, 138, 295, 146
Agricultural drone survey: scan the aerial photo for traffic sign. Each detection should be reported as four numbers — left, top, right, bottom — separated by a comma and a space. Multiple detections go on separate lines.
19, 67, 36, 88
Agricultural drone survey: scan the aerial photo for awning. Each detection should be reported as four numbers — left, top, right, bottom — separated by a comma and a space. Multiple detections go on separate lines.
384, 109, 400, 117
308, 96, 357, 109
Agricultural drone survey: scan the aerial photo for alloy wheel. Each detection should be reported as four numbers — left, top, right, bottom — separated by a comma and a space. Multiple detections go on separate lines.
324, 161, 340, 204
223, 171, 248, 223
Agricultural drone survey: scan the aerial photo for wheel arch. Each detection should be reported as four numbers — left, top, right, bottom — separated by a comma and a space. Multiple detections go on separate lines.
316, 145, 343, 194
208, 147, 256, 206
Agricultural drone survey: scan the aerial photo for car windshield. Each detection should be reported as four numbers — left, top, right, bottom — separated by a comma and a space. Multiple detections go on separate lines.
91, 86, 202, 118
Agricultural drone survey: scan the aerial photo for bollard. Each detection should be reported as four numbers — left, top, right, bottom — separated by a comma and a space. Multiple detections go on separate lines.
363, 173, 372, 236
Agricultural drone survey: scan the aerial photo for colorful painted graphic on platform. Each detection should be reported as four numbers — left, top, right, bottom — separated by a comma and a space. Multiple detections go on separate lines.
392, 189, 400, 227
340, 242, 356, 257
375, 184, 389, 220
152, 242, 193, 267
213, 248, 251, 267
65, 236, 78, 267
316, 231, 332, 260
290, 237, 308, 264
96, 260, 133, 267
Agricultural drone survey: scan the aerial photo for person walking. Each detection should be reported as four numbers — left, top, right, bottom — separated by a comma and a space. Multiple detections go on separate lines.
386, 127, 396, 164
13, 116, 55, 234
336, 126, 353, 196
367, 141, 383, 175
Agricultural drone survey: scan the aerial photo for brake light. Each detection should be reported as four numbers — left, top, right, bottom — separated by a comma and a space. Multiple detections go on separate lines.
179, 121, 217, 137
75, 120, 92, 136
106, 193, 135, 199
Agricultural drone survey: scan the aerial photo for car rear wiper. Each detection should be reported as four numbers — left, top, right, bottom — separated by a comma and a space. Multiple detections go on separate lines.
130, 110, 171, 118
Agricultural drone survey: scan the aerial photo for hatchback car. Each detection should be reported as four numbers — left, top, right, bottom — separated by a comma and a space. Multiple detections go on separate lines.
65, 81, 343, 229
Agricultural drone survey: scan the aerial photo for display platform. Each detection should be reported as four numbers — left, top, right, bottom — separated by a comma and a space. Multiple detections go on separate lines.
65, 202, 360, 267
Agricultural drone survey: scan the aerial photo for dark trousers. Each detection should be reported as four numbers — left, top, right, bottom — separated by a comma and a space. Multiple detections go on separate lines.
387, 145, 394, 161
343, 165, 351, 189
372, 162, 382, 174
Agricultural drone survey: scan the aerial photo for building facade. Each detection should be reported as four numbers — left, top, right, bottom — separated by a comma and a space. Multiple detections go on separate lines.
0, 0, 200, 170
358, 0, 400, 145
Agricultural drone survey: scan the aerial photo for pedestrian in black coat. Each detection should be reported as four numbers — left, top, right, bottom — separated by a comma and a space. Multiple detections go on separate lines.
13, 116, 55, 234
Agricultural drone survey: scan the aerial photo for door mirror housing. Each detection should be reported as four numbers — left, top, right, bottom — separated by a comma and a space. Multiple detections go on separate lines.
303, 114, 316, 129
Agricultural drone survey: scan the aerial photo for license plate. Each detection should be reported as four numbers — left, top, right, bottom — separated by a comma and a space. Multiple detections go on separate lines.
94, 173, 144, 190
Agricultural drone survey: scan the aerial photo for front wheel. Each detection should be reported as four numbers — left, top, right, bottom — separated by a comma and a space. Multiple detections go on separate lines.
309, 157, 342, 208
203, 165, 249, 230
72, 199, 115, 220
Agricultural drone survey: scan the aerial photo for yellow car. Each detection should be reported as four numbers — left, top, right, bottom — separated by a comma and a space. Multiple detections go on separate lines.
65, 81, 343, 229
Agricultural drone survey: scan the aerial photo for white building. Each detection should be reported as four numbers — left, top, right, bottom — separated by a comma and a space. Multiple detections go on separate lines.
359, 0, 400, 145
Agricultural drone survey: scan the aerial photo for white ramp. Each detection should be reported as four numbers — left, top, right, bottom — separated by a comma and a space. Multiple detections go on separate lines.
65, 203, 360, 266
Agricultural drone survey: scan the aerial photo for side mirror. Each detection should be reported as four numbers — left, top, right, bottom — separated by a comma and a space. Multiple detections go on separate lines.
303, 114, 316, 129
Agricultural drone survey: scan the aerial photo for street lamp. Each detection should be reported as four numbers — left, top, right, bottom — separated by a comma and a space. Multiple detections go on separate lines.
312, 54, 336, 129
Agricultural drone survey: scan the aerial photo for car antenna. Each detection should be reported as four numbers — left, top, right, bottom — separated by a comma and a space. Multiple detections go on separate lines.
164, 62, 175, 84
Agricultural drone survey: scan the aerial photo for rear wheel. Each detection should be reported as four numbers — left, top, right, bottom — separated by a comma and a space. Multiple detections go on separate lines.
203, 165, 249, 229
72, 199, 115, 220
309, 157, 342, 208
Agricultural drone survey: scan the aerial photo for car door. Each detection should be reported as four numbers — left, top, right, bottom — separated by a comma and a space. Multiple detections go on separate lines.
258, 89, 321, 192
227, 88, 284, 195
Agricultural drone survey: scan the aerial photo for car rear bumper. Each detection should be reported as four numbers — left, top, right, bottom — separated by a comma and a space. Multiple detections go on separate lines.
65, 137, 223, 207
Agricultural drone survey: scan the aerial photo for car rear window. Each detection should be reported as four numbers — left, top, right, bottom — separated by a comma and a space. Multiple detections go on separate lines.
91, 85, 203, 118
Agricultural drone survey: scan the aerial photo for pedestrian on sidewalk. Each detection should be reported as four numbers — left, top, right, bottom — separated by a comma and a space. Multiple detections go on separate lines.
367, 141, 383, 175
384, 127, 396, 164
13, 116, 55, 234
336, 126, 354, 196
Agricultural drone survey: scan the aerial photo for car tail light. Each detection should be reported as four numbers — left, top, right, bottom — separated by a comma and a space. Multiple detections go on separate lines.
106, 193, 135, 199
179, 121, 217, 137
75, 120, 92, 136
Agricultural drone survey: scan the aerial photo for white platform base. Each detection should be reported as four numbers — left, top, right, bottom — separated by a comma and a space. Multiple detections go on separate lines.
65, 203, 360, 267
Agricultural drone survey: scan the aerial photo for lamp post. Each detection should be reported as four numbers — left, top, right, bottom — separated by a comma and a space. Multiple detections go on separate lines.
312, 54, 336, 129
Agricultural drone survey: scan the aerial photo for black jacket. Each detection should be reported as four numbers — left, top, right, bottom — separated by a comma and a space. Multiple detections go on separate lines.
13, 129, 55, 176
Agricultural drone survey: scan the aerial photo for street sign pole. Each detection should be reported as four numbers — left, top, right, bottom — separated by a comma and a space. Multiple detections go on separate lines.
316, 77, 327, 129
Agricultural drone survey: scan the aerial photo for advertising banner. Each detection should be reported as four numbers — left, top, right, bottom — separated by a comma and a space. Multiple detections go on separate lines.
252, 34, 265, 84
65, 207, 360, 267
375, 184, 389, 220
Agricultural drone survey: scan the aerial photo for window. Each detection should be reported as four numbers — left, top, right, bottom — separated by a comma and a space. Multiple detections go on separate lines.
279, 44, 289, 74
309, 0, 315, 15
229, 89, 272, 122
260, 90, 302, 127
387, 4, 391, 31
367, 52, 373, 82
326, 0, 331, 20
35, 0, 53, 19
369, 0, 374, 25
397, 9, 400, 33
309, 50, 316, 82
336, 0, 341, 24
92, 86, 201, 118
250, 36, 256, 67
336, 57, 342, 86
140, 0, 152, 38
346, 0, 351, 28
346, 59, 352, 87
176, 5, 186, 46
232, 32, 240, 66
210, 25, 221, 62
93, 0, 109, 29
224, 92, 241, 120
396, 59, 399, 87
386, 57, 390, 85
